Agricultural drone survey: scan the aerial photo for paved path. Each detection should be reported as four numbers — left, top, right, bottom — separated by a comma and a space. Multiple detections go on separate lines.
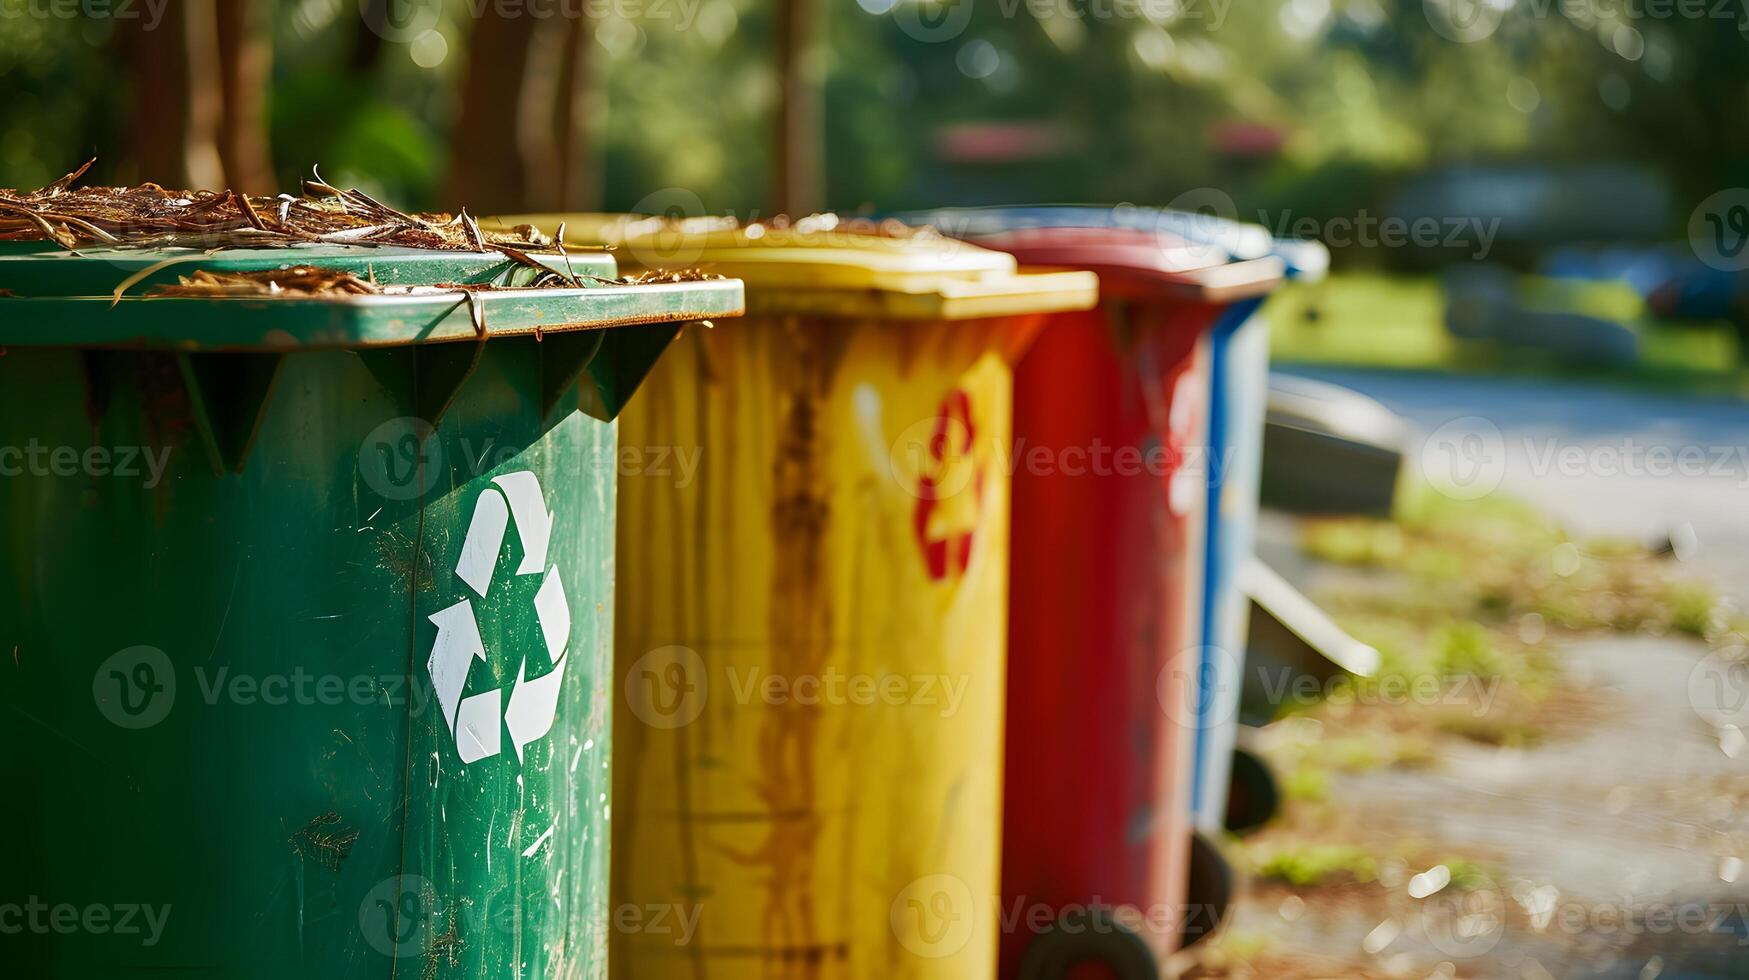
1276, 366, 1749, 604
1223, 630, 1749, 979
1223, 368, 1749, 979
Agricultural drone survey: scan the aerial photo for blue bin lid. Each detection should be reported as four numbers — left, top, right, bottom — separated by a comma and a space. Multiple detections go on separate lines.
897, 205, 1329, 282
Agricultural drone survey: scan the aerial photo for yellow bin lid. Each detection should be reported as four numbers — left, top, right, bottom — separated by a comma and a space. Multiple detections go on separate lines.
486, 213, 1099, 321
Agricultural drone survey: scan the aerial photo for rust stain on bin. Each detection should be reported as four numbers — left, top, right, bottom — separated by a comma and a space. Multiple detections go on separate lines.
756, 323, 848, 974
614, 313, 1027, 980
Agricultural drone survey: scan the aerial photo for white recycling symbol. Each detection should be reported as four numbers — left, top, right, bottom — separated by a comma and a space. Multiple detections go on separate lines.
426, 471, 570, 765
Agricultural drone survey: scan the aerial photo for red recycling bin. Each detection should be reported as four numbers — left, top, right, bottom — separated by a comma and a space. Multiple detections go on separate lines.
972, 226, 1283, 977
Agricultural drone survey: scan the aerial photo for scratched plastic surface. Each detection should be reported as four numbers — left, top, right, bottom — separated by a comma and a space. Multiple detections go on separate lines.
614, 315, 1034, 980
898, 205, 1327, 841
908, 217, 1280, 973
0, 277, 733, 976
540, 218, 1100, 980
484, 215, 1094, 978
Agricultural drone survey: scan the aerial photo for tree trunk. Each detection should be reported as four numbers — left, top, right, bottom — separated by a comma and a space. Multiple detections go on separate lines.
122, 0, 271, 192
772, 0, 822, 216
215, 0, 277, 193
443, 11, 540, 214
352, 0, 390, 72
124, 0, 220, 188
553, 12, 596, 211
443, 7, 596, 214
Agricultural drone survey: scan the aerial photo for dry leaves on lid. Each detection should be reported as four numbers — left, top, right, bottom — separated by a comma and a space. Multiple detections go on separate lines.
147, 266, 385, 298
0, 158, 563, 255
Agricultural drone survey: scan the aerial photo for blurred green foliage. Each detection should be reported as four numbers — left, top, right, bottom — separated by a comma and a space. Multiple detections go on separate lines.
0, 11, 118, 189
1269, 273, 1749, 392
0, 0, 1744, 221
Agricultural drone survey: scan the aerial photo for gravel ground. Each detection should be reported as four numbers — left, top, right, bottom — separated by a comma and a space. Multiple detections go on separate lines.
1204, 368, 1749, 980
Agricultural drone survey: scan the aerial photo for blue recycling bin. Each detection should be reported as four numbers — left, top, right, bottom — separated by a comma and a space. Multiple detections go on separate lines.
1192, 235, 1328, 833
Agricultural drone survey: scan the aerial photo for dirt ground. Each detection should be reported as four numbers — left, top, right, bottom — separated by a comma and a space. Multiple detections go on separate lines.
1188, 369, 1749, 980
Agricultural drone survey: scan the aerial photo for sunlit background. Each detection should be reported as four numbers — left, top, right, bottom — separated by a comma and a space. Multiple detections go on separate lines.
10, 0, 1749, 380
6, 3, 1749, 977
6, 0, 1745, 216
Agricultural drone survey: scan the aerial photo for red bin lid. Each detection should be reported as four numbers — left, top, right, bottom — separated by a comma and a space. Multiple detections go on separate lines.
963, 226, 1284, 304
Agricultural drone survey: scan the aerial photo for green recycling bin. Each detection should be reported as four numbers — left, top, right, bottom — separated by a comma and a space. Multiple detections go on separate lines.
0, 240, 743, 978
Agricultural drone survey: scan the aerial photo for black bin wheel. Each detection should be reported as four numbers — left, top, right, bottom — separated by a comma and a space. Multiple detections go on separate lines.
1181, 830, 1235, 949
1223, 744, 1281, 837
1016, 905, 1159, 980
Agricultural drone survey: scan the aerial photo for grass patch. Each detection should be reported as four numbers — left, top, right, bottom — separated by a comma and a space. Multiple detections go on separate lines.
1429, 705, 1548, 748
1269, 723, 1440, 776
1205, 930, 1274, 962
1281, 765, 1330, 805
1266, 480, 1717, 762
1667, 580, 1726, 637
1242, 832, 1504, 894
1267, 271, 1749, 399
1426, 856, 1497, 891
1304, 482, 1725, 641
1267, 272, 1456, 370
1254, 843, 1379, 887
1324, 732, 1437, 770
1245, 477, 1725, 872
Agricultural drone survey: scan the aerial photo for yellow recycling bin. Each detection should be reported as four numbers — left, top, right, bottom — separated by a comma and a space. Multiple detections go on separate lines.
495, 214, 1097, 980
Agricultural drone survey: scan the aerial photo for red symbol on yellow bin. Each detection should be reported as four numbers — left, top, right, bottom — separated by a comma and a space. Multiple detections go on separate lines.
912, 389, 984, 581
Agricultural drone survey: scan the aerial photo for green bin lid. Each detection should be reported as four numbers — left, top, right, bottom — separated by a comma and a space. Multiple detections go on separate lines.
0, 242, 614, 298
0, 278, 744, 351
0, 277, 745, 458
